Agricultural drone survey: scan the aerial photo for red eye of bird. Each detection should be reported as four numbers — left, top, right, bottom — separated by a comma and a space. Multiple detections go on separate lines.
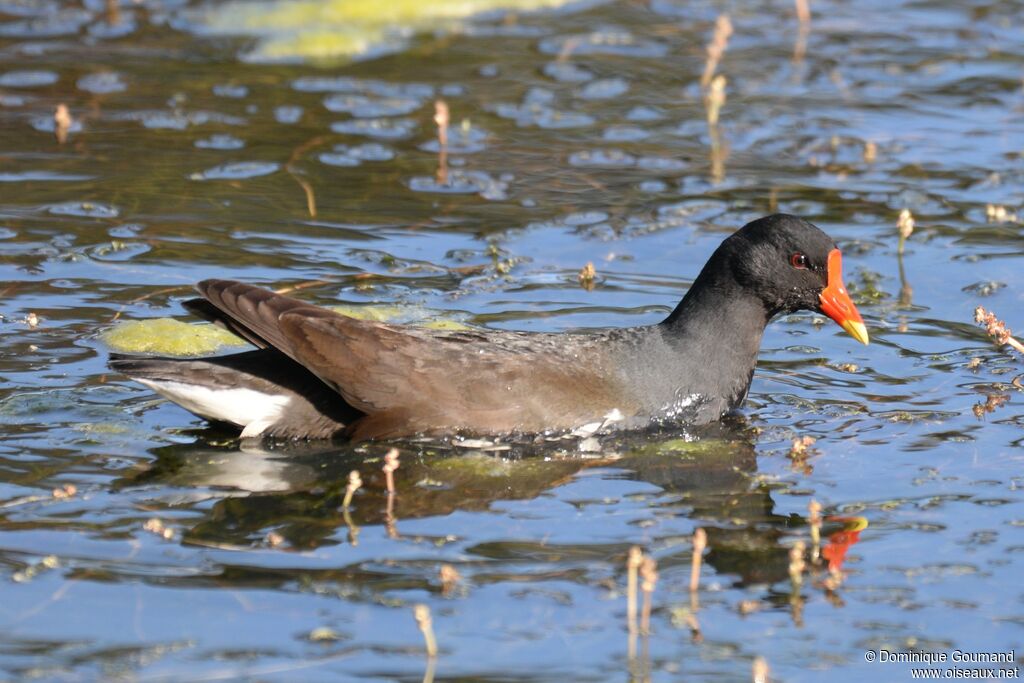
790, 252, 808, 269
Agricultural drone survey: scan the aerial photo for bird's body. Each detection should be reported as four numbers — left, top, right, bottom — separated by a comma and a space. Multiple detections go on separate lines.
110, 214, 868, 441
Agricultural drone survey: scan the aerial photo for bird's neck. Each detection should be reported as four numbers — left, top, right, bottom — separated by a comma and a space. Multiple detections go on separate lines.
663, 257, 771, 328
656, 260, 772, 412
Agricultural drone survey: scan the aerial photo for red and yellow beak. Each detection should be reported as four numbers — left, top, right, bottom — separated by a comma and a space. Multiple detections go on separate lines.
819, 249, 869, 345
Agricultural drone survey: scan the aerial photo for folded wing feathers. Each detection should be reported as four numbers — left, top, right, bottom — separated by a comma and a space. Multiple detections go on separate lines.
191, 280, 632, 434
196, 279, 333, 362
280, 314, 627, 433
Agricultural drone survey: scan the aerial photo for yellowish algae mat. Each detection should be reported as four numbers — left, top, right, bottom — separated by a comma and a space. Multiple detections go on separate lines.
103, 306, 471, 356
330, 305, 472, 331
199, 0, 576, 62
103, 319, 248, 356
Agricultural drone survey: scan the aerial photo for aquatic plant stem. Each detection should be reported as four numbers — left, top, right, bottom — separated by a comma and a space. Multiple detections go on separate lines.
54, 104, 72, 144
897, 209, 914, 256
414, 604, 438, 657
434, 100, 449, 185
753, 656, 770, 683
975, 306, 1024, 356
626, 546, 642, 635
110, 285, 190, 322
689, 528, 707, 592
808, 500, 822, 562
788, 541, 806, 588
383, 448, 400, 494
342, 469, 362, 510
639, 556, 658, 635
701, 15, 733, 89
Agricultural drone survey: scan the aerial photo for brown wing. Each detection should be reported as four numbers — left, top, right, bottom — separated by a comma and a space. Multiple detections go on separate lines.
193, 279, 637, 438
276, 314, 637, 436
195, 279, 338, 360
182, 297, 269, 349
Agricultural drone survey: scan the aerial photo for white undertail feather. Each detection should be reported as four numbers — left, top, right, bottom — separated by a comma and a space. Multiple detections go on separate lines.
137, 380, 292, 437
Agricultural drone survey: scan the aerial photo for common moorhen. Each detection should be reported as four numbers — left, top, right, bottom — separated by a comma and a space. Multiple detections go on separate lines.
109, 214, 868, 441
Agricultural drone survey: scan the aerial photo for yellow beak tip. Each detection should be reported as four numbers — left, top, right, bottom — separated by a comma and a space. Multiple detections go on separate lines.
841, 320, 870, 345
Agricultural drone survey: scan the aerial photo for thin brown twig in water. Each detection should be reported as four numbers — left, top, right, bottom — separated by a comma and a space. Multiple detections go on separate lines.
639, 556, 658, 636
689, 528, 707, 592
701, 15, 733, 89
110, 285, 191, 322
287, 135, 331, 168
414, 604, 438, 657
295, 176, 317, 217
342, 470, 362, 510
975, 306, 1024, 356
626, 546, 643, 635
177, 537, 253, 552
284, 135, 331, 218
273, 279, 334, 296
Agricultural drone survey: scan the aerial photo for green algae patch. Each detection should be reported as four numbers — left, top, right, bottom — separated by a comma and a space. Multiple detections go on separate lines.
74, 422, 130, 435
430, 452, 521, 478
103, 319, 247, 356
104, 307, 472, 357
331, 305, 410, 322
199, 0, 576, 63
331, 305, 473, 331
418, 318, 473, 331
